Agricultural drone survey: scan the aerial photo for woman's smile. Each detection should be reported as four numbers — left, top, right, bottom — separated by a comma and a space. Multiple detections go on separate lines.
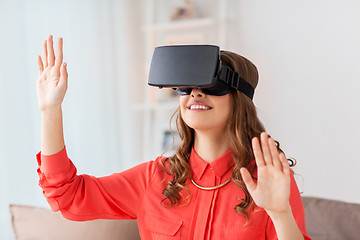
187, 101, 213, 111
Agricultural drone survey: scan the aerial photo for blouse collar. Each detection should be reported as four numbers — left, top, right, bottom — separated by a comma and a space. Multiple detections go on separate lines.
190, 147, 234, 179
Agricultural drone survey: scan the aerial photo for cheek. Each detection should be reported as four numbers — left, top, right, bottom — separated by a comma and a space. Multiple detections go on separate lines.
218, 107, 231, 125
179, 96, 188, 113
217, 96, 232, 124
218, 95, 231, 111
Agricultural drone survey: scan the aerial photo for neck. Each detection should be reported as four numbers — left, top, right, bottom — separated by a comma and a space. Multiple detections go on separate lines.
193, 129, 231, 163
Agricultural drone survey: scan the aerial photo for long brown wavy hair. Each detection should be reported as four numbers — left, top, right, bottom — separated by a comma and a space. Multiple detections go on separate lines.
161, 50, 293, 220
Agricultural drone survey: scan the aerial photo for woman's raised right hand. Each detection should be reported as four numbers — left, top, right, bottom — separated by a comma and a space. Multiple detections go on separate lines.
37, 35, 68, 112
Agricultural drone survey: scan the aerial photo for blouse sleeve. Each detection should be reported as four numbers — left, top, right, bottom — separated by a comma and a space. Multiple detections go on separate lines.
36, 147, 159, 221
265, 172, 312, 240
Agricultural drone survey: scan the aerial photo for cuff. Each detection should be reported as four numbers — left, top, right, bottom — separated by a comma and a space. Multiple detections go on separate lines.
36, 147, 71, 175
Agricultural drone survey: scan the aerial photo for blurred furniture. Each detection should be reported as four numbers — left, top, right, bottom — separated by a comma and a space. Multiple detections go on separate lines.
10, 204, 140, 240
10, 196, 360, 240
303, 196, 360, 240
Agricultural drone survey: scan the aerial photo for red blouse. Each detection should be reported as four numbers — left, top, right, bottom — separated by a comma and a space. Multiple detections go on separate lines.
37, 147, 311, 240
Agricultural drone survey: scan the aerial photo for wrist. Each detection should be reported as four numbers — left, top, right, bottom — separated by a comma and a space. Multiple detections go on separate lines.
41, 105, 62, 115
266, 204, 292, 221
266, 204, 305, 240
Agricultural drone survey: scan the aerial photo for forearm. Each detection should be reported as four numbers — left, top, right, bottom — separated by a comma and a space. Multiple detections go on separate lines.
41, 106, 65, 155
268, 207, 304, 240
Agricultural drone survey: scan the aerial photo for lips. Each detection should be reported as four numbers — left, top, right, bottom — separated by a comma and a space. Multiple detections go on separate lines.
187, 102, 213, 110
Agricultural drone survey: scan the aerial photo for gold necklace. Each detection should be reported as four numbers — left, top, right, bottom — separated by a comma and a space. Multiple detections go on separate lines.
190, 177, 231, 191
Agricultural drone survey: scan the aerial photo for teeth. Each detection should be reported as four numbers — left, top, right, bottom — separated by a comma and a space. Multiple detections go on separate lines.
190, 105, 210, 110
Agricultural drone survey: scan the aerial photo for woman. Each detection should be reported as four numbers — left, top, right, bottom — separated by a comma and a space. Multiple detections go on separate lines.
36, 35, 310, 239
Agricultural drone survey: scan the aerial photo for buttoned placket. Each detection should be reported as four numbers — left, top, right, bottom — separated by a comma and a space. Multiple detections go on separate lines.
190, 165, 216, 240
188, 148, 234, 240
205, 167, 223, 240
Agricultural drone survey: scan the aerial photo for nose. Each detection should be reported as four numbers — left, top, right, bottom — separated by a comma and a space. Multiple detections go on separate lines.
191, 88, 204, 98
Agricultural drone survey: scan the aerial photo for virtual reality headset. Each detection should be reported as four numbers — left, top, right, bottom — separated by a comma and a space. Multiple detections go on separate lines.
148, 45, 254, 99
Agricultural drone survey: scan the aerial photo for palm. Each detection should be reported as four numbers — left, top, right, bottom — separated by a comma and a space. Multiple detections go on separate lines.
37, 36, 68, 111
240, 133, 291, 214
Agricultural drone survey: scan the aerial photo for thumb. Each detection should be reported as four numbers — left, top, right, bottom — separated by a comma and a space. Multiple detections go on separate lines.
59, 62, 68, 88
240, 167, 257, 193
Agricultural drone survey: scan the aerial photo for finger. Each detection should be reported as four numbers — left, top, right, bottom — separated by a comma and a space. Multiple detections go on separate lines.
240, 168, 257, 193
252, 137, 265, 167
42, 40, 48, 68
47, 35, 55, 67
54, 37, 63, 69
59, 62, 68, 88
268, 137, 281, 170
279, 153, 290, 176
260, 132, 273, 165
37, 55, 44, 74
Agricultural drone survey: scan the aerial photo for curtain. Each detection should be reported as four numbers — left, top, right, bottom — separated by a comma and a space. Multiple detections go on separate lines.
0, 0, 143, 239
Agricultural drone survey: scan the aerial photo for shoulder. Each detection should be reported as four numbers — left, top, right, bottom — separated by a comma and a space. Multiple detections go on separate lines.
139, 156, 173, 192
114, 156, 168, 180
152, 156, 172, 176
143, 156, 171, 180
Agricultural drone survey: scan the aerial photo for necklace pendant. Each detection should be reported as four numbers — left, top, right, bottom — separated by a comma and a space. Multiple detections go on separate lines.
190, 177, 231, 191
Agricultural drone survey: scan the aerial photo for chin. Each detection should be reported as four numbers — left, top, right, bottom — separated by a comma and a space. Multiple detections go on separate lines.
186, 122, 218, 132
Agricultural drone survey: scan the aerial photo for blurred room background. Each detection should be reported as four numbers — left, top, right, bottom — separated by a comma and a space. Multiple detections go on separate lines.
1, 0, 359, 239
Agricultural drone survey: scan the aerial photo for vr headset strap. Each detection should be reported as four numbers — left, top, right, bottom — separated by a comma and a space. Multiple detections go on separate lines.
219, 65, 255, 100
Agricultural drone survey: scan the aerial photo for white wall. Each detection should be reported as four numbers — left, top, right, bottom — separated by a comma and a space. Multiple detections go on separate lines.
227, 0, 360, 203
0, 1, 144, 239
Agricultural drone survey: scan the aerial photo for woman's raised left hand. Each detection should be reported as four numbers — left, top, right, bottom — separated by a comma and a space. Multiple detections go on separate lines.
240, 132, 291, 216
